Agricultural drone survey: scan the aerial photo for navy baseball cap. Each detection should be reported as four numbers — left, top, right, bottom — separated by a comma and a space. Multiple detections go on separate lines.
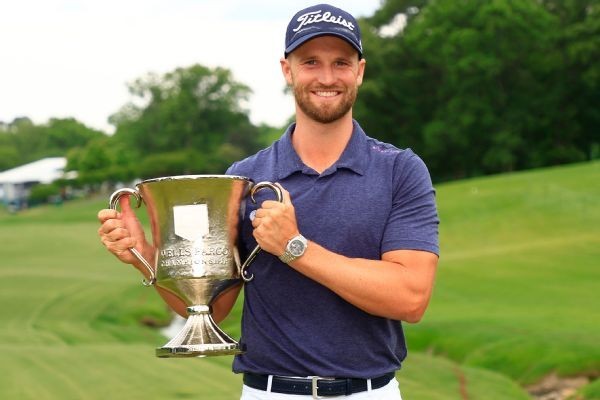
284, 4, 363, 58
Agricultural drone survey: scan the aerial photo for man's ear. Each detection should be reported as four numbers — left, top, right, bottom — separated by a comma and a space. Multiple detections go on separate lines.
356, 58, 366, 87
280, 57, 293, 86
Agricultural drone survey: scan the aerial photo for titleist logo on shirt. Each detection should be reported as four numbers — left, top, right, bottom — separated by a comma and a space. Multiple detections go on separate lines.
292, 10, 355, 32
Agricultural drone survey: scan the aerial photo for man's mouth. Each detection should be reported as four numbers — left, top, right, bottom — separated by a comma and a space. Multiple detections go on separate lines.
313, 90, 340, 97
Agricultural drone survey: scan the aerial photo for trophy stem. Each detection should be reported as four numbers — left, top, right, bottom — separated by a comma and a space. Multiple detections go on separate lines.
156, 305, 242, 358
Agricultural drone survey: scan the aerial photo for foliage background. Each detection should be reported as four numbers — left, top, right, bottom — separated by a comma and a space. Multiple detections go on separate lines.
1, 0, 597, 185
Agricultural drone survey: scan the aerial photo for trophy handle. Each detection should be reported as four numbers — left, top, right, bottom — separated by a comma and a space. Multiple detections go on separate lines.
240, 181, 284, 282
108, 188, 157, 287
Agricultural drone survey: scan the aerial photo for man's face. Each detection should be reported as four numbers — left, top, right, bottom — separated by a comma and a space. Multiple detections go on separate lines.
281, 36, 366, 124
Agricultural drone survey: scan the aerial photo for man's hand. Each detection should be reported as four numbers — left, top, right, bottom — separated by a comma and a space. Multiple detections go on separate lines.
251, 184, 300, 257
97, 195, 154, 268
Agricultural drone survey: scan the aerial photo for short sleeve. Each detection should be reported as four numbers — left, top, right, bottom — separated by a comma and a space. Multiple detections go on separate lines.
381, 150, 439, 255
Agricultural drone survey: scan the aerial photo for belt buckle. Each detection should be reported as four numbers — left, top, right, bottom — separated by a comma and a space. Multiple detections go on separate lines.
311, 376, 335, 399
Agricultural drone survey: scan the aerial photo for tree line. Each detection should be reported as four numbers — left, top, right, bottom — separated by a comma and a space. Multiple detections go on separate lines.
355, 0, 598, 180
0, 0, 597, 190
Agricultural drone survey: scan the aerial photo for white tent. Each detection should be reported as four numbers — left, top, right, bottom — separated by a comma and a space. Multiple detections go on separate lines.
0, 157, 70, 207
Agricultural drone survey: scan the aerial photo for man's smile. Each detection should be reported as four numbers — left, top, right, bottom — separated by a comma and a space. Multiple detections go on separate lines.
313, 90, 340, 97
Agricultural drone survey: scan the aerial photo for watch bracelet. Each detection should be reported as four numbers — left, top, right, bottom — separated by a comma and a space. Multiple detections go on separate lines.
278, 252, 296, 264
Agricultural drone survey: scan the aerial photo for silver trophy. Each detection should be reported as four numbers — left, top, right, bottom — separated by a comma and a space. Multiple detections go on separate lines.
109, 175, 282, 357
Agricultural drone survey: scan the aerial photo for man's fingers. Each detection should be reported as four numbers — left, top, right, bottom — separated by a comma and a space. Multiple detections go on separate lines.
102, 234, 135, 249
103, 226, 132, 242
98, 219, 135, 248
97, 197, 144, 265
97, 209, 119, 223
97, 217, 124, 235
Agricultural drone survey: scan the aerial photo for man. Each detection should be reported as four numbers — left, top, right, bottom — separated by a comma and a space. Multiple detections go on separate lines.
98, 4, 439, 399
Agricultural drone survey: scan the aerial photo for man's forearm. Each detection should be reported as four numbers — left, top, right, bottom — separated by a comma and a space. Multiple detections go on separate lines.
288, 241, 438, 322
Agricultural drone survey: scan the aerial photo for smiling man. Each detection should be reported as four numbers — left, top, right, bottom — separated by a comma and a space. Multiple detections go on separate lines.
227, 4, 440, 399
97, 3, 439, 399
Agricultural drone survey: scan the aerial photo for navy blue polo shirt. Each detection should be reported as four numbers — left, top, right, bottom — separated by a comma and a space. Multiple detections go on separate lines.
226, 120, 439, 378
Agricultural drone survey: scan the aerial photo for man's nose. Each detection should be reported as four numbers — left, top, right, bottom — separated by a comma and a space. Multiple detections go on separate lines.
317, 65, 336, 86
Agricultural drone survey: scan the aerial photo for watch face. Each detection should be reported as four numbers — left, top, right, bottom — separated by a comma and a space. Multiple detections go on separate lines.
289, 239, 305, 256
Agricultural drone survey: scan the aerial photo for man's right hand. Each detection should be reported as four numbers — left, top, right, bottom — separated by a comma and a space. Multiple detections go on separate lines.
97, 195, 155, 270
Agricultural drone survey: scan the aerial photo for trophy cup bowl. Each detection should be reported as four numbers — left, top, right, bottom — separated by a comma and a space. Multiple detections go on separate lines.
109, 175, 281, 358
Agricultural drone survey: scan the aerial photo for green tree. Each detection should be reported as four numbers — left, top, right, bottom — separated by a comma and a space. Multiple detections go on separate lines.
110, 64, 263, 177
6, 118, 49, 164
0, 133, 19, 170
45, 118, 105, 153
541, 0, 600, 161
368, 0, 428, 27
356, 0, 596, 181
0, 117, 104, 171
67, 137, 136, 185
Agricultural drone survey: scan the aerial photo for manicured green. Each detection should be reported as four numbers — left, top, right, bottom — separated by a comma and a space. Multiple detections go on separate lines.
407, 161, 600, 393
1, 161, 597, 399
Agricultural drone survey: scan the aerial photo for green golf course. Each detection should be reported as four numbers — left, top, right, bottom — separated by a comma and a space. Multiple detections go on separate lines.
1, 161, 598, 399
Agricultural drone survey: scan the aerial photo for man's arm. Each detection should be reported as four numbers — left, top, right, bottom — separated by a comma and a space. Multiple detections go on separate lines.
252, 187, 438, 322
288, 245, 437, 322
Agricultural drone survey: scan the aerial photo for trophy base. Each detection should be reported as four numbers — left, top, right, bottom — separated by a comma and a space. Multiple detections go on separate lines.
155, 305, 243, 358
156, 343, 241, 358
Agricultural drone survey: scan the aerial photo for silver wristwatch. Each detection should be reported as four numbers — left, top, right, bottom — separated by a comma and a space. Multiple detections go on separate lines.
279, 234, 308, 263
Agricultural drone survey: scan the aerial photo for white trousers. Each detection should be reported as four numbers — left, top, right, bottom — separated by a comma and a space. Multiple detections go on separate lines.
240, 377, 402, 400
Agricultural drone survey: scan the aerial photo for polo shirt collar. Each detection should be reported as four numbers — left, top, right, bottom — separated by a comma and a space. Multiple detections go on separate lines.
275, 120, 368, 180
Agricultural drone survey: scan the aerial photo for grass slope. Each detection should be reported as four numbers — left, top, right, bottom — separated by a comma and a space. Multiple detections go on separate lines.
406, 161, 599, 395
1, 161, 597, 399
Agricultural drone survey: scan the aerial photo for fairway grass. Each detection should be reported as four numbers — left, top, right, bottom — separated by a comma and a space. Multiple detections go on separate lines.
0, 214, 527, 400
1, 161, 597, 399
407, 161, 600, 394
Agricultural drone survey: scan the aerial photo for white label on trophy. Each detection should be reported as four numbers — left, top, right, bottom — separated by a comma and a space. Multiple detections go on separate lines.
173, 204, 209, 241
173, 204, 210, 277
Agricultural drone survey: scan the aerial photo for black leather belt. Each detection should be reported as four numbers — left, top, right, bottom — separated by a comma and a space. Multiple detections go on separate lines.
243, 372, 395, 397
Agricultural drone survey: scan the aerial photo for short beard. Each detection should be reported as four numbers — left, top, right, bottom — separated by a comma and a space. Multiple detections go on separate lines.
293, 84, 357, 124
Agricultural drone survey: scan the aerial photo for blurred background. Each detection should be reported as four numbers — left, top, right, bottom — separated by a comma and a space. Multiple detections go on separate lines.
0, 0, 598, 399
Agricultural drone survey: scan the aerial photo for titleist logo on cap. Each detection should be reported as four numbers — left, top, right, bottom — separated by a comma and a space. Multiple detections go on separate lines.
292, 10, 355, 33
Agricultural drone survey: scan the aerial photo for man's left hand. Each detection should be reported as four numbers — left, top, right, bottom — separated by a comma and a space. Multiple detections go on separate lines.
251, 184, 300, 257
